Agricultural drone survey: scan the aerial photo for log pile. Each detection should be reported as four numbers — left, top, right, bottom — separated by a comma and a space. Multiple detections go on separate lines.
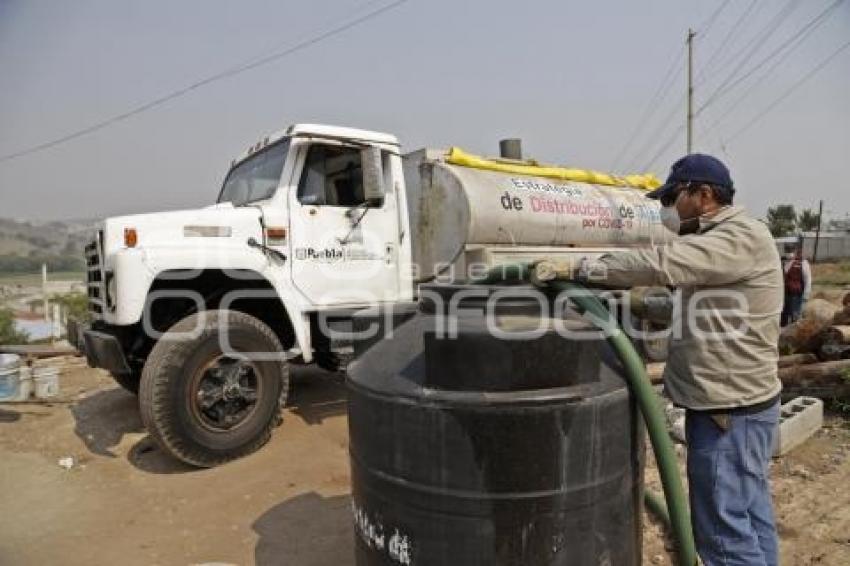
774, 293, 850, 401
773, 292, 850, 402
778, 359, 850, 402
780, 292, 850, 360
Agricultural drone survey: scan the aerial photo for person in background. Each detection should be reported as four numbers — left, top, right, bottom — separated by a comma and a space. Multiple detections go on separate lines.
780, 245, 811, 326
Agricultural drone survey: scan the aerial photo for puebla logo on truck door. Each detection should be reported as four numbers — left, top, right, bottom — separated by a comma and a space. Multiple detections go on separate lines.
295, 247, 386, 262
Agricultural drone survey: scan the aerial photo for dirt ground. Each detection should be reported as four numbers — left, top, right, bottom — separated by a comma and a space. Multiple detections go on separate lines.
1, 364, 351, 566
643, 421, 850, 565
2, 363, 850, 566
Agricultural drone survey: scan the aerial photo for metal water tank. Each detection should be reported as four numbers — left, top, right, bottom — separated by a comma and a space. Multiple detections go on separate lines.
347, 284, 645, 565
401, 150, 672, 281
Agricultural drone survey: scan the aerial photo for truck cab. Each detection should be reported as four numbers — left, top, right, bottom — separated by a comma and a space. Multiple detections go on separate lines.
79, 124, 414, 466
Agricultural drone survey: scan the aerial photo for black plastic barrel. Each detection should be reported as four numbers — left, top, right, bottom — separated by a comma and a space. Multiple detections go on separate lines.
347, 284, 645, 566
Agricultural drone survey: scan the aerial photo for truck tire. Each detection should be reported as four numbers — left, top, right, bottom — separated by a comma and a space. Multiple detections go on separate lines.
139, 310, 289, 467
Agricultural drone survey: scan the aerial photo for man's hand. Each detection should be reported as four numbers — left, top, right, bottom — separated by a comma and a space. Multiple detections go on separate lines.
531, 260, 576, 287
531, 257, 613, 287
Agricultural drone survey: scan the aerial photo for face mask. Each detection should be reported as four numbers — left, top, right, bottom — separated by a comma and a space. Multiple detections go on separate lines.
659, 206, 680, 234
659, 205, 700, 235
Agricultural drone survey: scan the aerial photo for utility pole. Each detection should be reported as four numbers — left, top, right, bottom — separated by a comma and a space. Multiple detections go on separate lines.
687, 28, 696, 154
42, 263, 49, 323
812, 199, 824, 264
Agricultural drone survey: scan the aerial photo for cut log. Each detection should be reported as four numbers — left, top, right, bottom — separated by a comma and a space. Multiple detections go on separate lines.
803, 298, 841, 324
779, 359, 850, 381
777, 353, 817, 368
778, 359, 850, 402
834, 307, 850, 326
780, 318, 830, 354
817, 325, 850, 360
822, 325, 850, 344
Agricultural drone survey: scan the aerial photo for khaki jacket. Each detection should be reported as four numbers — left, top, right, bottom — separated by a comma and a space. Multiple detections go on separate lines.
595, 206, 783, 410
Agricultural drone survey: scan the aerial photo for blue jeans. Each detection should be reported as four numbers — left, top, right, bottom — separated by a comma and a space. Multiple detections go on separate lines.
686, 401, 780, 566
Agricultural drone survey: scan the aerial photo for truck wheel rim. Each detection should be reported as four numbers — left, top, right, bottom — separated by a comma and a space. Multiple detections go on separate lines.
190, 355, 262, 432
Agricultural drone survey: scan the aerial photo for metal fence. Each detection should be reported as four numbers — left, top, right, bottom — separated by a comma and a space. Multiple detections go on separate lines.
776, 233, 850, 262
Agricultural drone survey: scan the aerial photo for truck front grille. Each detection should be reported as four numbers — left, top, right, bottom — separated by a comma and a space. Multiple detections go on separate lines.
85, 231, 105, 317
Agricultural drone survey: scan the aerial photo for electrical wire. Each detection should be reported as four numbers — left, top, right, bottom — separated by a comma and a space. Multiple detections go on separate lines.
724, 38, 850, 144
625, 92, 686, 172
612, 1, 731, 172
610, 46, 685, 171
696, 0, 845, 118
694, 0, 762, 86
0, 0, 411, 164
696, 0, 801, 116
698, 0, 734, 39
703, 0, 846, 136
635, 0, 806, 169
642, 124, 685, 172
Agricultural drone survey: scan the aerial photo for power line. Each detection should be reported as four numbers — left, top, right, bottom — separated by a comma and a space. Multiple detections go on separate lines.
642, 124, 686, 172
610, 45, 685, 171
695, 0, 762, 85
724, 38, 850, 144
611, 1, 730, 172
697, 0, 845, 118
0, 0, 410, 164
703, 0, 846, 136
625, 91, 686, 171
698, 0, 734, 39
696, 0, 800, 116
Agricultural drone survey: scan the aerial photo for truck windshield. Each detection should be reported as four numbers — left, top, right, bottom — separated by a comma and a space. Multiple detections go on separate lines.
218, 141, 289, 206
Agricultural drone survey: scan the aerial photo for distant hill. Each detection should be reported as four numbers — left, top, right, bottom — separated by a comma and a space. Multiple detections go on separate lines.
0, 218, 97, 274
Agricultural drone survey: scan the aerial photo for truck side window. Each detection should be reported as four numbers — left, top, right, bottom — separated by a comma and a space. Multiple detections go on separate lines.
297, 145, 366, 207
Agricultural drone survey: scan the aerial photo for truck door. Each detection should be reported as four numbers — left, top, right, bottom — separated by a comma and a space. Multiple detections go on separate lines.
289, 141, 400, 306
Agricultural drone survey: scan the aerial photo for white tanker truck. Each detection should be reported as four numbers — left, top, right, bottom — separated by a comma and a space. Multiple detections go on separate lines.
74, 123, 672, 466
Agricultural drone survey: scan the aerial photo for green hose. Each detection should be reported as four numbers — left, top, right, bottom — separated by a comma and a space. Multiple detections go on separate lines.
644, 489, 672, 527
476, 266, 697, 566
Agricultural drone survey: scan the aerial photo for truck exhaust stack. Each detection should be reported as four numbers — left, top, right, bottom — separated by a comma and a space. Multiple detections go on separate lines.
498, 138, 522, 160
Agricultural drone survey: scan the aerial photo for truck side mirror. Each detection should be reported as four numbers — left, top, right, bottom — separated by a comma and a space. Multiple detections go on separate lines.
361, 146, 385, 205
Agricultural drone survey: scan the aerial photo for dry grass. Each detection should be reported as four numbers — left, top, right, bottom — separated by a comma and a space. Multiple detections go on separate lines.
812, 260, 850, 288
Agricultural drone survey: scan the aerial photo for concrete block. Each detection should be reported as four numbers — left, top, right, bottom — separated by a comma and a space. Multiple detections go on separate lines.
773, 396, 823, 457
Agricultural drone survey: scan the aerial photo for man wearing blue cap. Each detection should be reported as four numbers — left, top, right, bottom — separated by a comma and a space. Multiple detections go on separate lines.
561, 154, 783, 565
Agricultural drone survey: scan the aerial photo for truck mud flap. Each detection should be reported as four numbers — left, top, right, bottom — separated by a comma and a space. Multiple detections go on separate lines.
83, 329, 131, 376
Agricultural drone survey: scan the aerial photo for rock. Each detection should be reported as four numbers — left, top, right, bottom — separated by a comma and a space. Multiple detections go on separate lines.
790, 464, 814, 480
664, 402, 687, 444
651, 554, 665, 564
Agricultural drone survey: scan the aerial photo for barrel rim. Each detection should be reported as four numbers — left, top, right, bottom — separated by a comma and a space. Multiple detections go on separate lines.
345, 372, 630, 408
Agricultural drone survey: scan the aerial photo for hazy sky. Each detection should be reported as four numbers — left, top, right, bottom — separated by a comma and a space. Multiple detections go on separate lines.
1, 0, 848, 222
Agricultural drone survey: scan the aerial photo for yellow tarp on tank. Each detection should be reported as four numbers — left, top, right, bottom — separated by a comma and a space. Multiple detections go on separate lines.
445, 147, 661, 192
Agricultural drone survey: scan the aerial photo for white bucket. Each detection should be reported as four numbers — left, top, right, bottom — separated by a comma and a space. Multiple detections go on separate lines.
0, 360, 33, 402
32, 366, 60, 399
0, 353, 20, 369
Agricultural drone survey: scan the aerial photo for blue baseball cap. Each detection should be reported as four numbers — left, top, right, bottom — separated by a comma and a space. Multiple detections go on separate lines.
647, 153, 734, 200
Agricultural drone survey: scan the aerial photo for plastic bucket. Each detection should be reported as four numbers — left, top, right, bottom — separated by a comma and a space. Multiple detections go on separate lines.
33, 366, 60, 399
0, 353, 19, 370
0, 359, 33, 402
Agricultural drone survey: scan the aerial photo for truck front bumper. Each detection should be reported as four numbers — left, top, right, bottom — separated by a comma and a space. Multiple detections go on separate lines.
70, 320, 132, 376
